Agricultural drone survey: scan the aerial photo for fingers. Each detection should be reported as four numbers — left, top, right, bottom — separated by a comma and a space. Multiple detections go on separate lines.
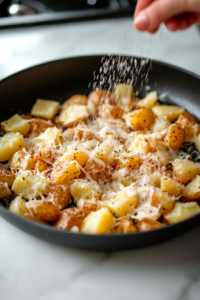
134, 0, 154, 17
165, 13, 198, 31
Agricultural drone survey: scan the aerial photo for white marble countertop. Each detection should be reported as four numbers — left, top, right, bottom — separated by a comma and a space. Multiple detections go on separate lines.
0, 17, 200, 300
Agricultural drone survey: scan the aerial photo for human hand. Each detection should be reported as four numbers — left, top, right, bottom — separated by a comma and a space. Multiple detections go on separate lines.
134, 0, 200, 33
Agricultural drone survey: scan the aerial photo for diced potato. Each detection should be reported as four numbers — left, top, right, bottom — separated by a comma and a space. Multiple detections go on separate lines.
85, 159, 112, 183
0, 181, 12, 198
93, 140, 115, 164
29, 127, 62, 149
173, 159, 200, 184
181, 175, 200, 201
88, 90, 116, 109
154, 150, 171, 167
74, 128, 100, 142
140, 157, 158, 175
129, 136, 150, 156
164, 202, 200, 224
115, 154, 140, 170
34, 160, 52, 175
164, 122, 186, 150
70, 179, 102, 202
81, 207, 116, 234
152, 105, 185, 122
59, 105, 89, 128
78, 202, 100, 215
100, 104, 124, 119
9, 196, 27, 216
31, 99, 60, 120
136, 218, 164, 231
116, 217, 137, 233
103, 187, 138, 217
26, 200, 60, 222
24, 214, 47, 224
148, 187, 175, 215
194, 134, 200, 153
34, 148, 58, 163
1, 114, 30, 136
122, 102, 143, 113
46, 185, 71, 210
12, 170, 51, 200
113, 83, 135, 105
50, 160, 81, 185
124, 108, 155, 130
0, 169, 15, 186
150, 116, 171, 133
161, 176, 182, 197
54, 207, 86, 230
10, 150, 36, 173
0, 132, 28, 162
63, 95, 88, 109
137, 91, 158, 108
177, 111, 197, 141
65, 149, 89, 167
28, 118, 54, 138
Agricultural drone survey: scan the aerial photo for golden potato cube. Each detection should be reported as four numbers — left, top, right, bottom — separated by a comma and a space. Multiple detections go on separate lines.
31, 99, 60, 120
63, 95, 88, 109
12, 170, 51, 200
54, 207, 85, 230
28, 118, 54, 138
0, 169, 15, 186
154, 150, 171, 167
161, 177, 182, 197
136, 218, 164, 231
65, 149, 89, 167
26, 200, 60, 222
152, 105, 185, 122
113, 83, 135, 105
116, 217, 137, 233
93, 141, 115, 163
9, 196, 27, 216
149, 187, 175, 215
164, 122, 186, 150
137, 91, 158, 108
78, 202, 100, 215
173, 159, 200, 184
70, 179, 102, 202
50, 160, 81, 185
181, 175, 200, 201
100, 104, 124, 119
103, 188, 138, 217
195, 134, 200, 153
34, 160, 52, 175
115, 154, 140, 170
46, 185, 71, 210
0, 132, 28, 162
129, 136, 150, 156
10, 150, 36, 173
81, 207, 116, 234
124, 108, 155, 130
177, 111, 197, 141
88, 90, 116, 108
85, 159, 112, 183
164, 202, 200, 224
30, 127, 62, 148
59, 105, 89, 127
0, 181, 12, 198
1, 114, 30, 136
150, 116, 171, 133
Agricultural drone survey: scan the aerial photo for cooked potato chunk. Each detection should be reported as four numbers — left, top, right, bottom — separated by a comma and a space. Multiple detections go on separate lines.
24, 214, 47, 224
129, 136, 150, 156
54, 207, 86, 230
50, 160, 81, 185
12, 170, 51, 200
164, 122, 185, 150
30, 127, 62, 148
194, 134, 200, 153
136, 218, 164, 231
81, 207, 116, 234
9, 196, 27, 216
137, 91, 158, 108
181, 176, 200, 201
1, 114, 30, 136
34, 160, 52, 175
0, 181, 12, 198
65, 149, 89, 167
88, 90, 116, 108
100, 104, 124, 119
115, 154, 140, 170
26, 200, 60, 221
0, 169, 15, 186
93, 140, 115, 164
46, 185, 71, 210
31, 99, 60, 120
0, 132, 28, 162
152, 105, 185, 121
74, 128, 100, 142
85, 159, 112, 183
28, 118, 54, 138
113, 83, 135, 105
149, 187, 175, 214
164, 202, 200, 224
124, 108, 155, 130
177, 111, 197, 140
10, 150, 36, 173
78, 202, 100, 215
59, 105, 89, 128
103, 187, 138, 217
161, 176, 182, 197
70, 179, 102, 202
63, 95, 88, 109
34, 148, 58, 163
150, 116, 171, 133
116, 217, 137, 233
173, 159, 200, 184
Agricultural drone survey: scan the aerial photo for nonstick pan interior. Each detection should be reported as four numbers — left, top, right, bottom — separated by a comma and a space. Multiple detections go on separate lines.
0, 55, 200, 251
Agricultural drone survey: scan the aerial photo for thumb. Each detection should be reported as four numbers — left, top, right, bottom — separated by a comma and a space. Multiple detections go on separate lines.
134, 0, 185, 31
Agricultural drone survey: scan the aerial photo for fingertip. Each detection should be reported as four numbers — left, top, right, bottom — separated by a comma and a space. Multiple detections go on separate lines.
134, 13, 149, 31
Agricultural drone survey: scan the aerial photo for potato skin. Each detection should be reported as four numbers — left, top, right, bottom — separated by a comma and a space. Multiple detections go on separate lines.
0, 169, 15, 186
46, 185, 71, 210
117, 217, 137, 233
28, 118, 54, 138
85, 159, 112, 183
136, 218, 164, 231
50, 161, 81, 185
26, 200, 60, 222
54, 207, 86, 230
10, 150, 36, 173
130, 108, 155, 130
164, 122, 186, 150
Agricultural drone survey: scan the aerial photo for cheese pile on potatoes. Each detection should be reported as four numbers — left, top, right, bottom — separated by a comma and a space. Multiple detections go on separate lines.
1, 83, 200, 234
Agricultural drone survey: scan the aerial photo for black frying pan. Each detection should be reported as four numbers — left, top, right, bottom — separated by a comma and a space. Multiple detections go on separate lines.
0, 55, 200, 251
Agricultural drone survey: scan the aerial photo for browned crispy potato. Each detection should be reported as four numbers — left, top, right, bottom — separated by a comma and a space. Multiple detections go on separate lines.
0, 181, 12, 198
177, 111, 197, 140
25, 200, 60, 222
54, 207, 86, 230
164, 122, 186, 150
148, 187, 175, 215
173, 159, 200, 185
24, 214, 47, 224
122, 102, 143, 113
34, 148, 59, 164
0, 169, 15, 186
46, 185, 71, 210
85, 159, 112, 183
63, 95, 88, 109
117, 217, 137, 233
74, 129, 100, 142
34, 160, 52, 175
88, 90, 116, 116
115, 155, 140, 170
78, 202, 100, 215
50, 160, 81, 185
140, 157, 158, 175
136, 218, 164, 231
10, 150, 36, 173
181, 175, 200, 201
130, 108, 155, 130
28, 118, 54, 138
161, 176, 182, 197
100, 104, 124, 119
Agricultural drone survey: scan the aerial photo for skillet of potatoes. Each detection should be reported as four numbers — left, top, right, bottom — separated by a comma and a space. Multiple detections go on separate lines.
1, 83, 200, 235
